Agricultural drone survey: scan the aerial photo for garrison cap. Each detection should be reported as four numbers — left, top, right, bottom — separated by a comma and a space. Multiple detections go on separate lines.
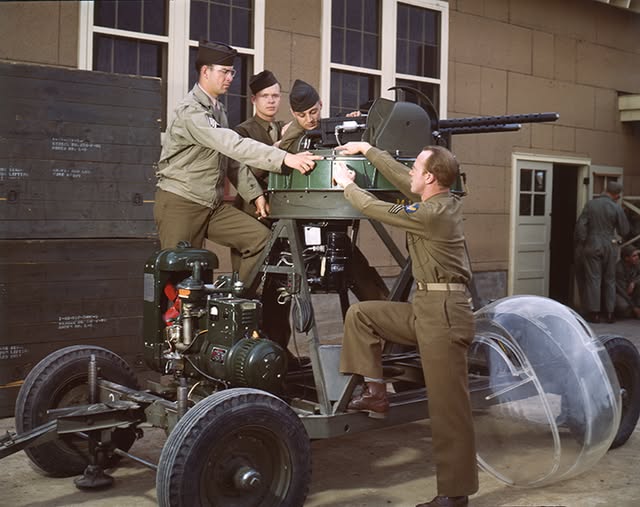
289, 79, 320, 112
249, 70, 279, 95
606, 180, 623, 195
196, 40, 237, 68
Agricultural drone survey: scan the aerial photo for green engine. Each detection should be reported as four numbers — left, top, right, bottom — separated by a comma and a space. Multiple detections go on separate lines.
143, 243, 286, 393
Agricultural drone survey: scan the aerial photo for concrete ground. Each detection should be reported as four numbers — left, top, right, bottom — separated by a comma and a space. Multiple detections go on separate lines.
0, 299, 638, 507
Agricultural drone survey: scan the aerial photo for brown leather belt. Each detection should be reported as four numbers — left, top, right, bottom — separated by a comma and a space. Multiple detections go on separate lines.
416, 282, 466, 292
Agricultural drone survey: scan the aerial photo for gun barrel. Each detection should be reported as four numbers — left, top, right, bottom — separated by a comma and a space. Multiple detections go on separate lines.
437, 123, 522, 136
439, 112, 559, 129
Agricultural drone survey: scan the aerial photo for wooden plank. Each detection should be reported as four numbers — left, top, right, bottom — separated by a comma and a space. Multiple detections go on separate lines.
2, 73, 162, 111
0, 60, 161, 93
5, 97, 161, 129
0, 118, 161, 147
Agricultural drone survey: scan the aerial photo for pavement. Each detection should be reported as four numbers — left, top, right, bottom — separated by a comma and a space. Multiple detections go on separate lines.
0, 299, 638, 506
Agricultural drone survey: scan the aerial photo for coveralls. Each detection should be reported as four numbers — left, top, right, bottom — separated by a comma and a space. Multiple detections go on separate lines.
575, 194, 629, 314
339, 148, 478, 497
154, 84, 287, 283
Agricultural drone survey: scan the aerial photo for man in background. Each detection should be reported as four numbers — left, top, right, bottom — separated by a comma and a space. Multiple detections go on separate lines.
575, 181, 629, 323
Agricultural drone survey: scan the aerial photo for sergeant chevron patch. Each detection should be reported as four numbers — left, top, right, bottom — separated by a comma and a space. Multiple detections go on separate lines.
388, 204, 404, 214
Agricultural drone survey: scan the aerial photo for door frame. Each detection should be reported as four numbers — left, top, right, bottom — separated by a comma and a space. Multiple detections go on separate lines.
509, 152, 591, 296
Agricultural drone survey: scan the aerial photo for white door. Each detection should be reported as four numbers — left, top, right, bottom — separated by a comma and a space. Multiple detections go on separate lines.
510, 160, 553, 296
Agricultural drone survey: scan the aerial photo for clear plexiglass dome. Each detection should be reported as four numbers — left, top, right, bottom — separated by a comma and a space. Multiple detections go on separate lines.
469, 295, 621, 487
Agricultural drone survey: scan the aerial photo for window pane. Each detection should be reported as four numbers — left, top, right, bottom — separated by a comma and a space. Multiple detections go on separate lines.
118, 1, 141, 32
231, 5, 251, 46
534, 170, 546, 192
330, 69, 378, 117
114, 38, 138, 75
95, 1, 115, 27
211, 7, 231, 43
190, 1, 208, 41
396, 2, 440, 78
331, 0, 378, 69
140, 40, 162, 76
520, 169, 532, 191
94, 35, 113, 71
143, 0, 167, 35
520, 194, 531, 216
395, 78, 439, 116
533, 195, 545, 216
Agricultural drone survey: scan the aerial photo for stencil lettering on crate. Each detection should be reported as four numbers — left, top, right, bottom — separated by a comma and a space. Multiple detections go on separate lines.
0, 167, 29, 180
51, 167, 93, 179
50, 137, 102, 153
0, 345, 29, 360
58, 314, 108, 330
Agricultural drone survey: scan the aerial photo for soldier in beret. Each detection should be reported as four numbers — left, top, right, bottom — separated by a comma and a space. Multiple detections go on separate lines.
154, 41, 320, 284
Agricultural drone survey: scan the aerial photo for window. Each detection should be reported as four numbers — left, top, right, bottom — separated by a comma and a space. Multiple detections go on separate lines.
321, 0, 448, 119
79, 0, 265, 129
519, 168, 548, 217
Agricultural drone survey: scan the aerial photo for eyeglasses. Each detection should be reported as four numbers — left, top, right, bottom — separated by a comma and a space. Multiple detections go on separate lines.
210, 66, 236, 78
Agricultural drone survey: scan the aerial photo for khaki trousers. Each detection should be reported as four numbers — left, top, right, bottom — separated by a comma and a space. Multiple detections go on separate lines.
340, 291, 478, 496
154, 189, 270, 283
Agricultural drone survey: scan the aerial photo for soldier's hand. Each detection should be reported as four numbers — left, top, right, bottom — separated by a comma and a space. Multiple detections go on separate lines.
284, 151, 322, 175
254, 195, 270, 219
335, 141, 372, 156
332, 162, 356, 189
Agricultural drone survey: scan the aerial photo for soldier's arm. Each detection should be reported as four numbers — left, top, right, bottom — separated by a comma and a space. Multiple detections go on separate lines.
227, 158, 264, 204
180, 109, 287, 171
364, 147, 421, 201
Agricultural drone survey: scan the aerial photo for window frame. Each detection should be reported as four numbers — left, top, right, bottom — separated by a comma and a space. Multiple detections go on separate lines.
78, 0, 266, 129
320, 0, 449, 118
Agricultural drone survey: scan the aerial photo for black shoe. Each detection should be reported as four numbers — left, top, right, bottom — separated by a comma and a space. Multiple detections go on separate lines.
416, 496, 469, 507
605, 313, 616, 324
585, 312, 601, 324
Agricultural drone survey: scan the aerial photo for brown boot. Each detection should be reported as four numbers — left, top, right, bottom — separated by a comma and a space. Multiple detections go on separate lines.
416, 496, 469, 507
347, 381, 389, 418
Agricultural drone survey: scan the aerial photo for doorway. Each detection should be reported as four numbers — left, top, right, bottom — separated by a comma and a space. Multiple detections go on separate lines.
549, 164, 579, 306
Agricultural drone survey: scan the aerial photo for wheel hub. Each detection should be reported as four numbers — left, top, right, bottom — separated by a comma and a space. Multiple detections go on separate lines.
233, 466, 262, 490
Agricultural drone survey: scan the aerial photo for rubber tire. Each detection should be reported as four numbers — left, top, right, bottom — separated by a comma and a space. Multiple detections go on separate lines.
157, 388, 311, 507
15, 345, 139, 477
599, 335, 640, 449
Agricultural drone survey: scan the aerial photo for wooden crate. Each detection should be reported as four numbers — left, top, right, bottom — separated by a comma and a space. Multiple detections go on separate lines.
0, 238, 160, 417
0, 61, 161, 239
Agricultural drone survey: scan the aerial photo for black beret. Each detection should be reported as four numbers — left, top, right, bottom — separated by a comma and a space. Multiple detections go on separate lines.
289, 79, 320, 112
249, 70, 279, 95
196, 40, 237, 68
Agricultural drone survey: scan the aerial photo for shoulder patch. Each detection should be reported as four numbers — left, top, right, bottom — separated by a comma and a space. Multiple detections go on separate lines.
388, 204, 404, 214
404, 203, 420, 213
207, 114, 219, 128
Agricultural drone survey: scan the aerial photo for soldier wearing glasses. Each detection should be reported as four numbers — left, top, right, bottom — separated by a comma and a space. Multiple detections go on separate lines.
154, 41, 319, 283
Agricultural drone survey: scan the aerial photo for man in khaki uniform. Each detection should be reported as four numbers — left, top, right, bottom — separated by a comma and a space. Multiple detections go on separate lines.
332, 142, 477, 507
233, 70, 285, 217
232, 70, 293, 355
154, 41, 319, 283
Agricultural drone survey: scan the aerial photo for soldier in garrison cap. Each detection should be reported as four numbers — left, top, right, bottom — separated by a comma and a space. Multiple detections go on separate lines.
332, 142, 478, 507
615, 244, 640, 319
279, 79, 323, 153
154, 40, 320, 286
575, 179, 629, 323
231, 70, 294, 358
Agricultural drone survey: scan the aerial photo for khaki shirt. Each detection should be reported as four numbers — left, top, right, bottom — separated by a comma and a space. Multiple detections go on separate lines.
156, 84, 286, 209
279, 121, 306, 153
234, 115, 285, 187
344, 147, 471, 285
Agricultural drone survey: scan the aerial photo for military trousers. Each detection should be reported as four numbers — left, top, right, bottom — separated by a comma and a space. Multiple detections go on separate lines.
340, 291, 478, 497
582, 239, 618, 313
154, 189, 270, 283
